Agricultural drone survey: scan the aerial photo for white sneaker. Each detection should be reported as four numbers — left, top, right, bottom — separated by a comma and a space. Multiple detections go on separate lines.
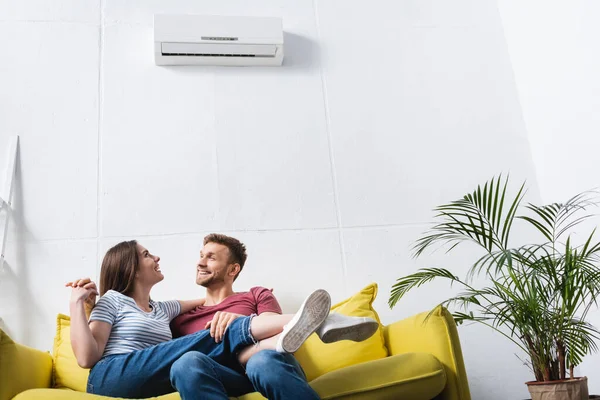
276, 289, 331, 353
316, 312, 379, 343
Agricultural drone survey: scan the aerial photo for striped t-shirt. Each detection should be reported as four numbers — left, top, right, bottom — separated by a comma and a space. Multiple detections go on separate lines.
90, 290, 181, 358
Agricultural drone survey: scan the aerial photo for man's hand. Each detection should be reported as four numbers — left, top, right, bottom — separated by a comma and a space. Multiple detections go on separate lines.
205, 311, 244, 343
66, 278, 99, 316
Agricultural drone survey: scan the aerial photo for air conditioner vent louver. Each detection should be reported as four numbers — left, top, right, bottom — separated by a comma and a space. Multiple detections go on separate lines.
162, 53, 263, 58
201, 36, 238, 41
154, 15, 284, 66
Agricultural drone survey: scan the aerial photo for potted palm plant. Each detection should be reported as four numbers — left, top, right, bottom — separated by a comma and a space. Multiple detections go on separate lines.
389, 176, 600, 400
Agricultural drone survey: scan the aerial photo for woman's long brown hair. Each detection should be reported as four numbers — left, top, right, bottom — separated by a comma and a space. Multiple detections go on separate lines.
99, 240, 139, 296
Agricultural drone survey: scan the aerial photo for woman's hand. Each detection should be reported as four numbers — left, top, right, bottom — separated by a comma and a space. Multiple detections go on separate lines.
67, 279, 109, 369
66, 278, 99, 310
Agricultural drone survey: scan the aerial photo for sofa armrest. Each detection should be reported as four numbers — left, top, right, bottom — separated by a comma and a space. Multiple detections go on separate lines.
1, 329, 53, 400
383, 306, 471, 400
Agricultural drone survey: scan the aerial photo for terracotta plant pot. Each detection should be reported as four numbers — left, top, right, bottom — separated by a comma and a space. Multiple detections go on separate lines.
526, 376, 589, 400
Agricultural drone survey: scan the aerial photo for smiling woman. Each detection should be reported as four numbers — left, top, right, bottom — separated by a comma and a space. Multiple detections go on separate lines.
98, 241, 164, 299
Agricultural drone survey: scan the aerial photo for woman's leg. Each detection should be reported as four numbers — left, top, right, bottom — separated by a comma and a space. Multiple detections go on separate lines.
244, 288, 379, 359
87, 319, 254, 398
250, 289, 331, 353
248, 314, 293, 339
250, 289, 379, 352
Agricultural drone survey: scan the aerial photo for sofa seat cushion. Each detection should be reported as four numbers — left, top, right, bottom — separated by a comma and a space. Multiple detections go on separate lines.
13, 388, 182, 399
237, 393, 268, 400
309, 352, 446, 400
14, 388, 261, 400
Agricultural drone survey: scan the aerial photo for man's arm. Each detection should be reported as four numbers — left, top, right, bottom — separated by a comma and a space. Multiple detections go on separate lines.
206, 311, 244, 343
206, 287, 282, 342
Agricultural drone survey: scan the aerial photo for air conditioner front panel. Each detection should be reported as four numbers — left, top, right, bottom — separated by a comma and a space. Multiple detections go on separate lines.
153, 14, 284, 66
155, 15, 283, 44
161, 42, 277, 57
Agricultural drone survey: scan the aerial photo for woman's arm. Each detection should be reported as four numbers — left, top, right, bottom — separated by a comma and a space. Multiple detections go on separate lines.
178, 298, 206, 314
67, 279, 111, 369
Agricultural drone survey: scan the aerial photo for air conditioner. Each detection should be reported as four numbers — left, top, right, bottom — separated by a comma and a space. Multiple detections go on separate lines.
154, 15, 284, 66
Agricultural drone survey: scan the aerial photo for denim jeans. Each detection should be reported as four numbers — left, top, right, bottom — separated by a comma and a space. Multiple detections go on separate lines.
87, 316, 320, 400
170, 349, 320, 400
243, 350, 320, 400
88, 316, 254, 398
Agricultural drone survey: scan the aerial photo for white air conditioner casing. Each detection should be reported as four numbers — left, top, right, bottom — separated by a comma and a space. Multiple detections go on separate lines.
154, 15, 284, 66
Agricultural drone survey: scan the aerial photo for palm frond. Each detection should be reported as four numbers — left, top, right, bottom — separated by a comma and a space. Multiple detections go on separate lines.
388, 268, 463, 308
413, 176, 525, 257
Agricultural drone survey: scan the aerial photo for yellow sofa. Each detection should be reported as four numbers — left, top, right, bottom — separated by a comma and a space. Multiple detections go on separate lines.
0, 306, 470, 400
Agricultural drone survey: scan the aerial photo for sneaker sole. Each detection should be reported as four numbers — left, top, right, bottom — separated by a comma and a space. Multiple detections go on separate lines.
320, 320, 379, 343
280, 289, 331, 353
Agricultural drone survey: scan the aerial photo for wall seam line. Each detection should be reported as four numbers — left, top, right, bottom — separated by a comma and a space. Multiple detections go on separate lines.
312, 0, 348, 294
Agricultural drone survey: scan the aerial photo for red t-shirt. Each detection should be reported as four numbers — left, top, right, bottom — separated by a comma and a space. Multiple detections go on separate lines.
171, 286, 282, 338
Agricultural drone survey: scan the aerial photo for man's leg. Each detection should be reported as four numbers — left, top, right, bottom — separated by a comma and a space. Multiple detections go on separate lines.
171, 351, 254, 400
245, 350, 320, 400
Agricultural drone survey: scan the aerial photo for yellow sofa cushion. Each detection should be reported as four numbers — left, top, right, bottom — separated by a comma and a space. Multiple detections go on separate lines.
53, 314, 90, 392
311, 352, 446, 400
0, 329, 53, 400
13, 388, 254, 400
293, 283, 388, 381
384, 306, 471, 400
238, 393, 268, 400
13, 388, 181, 400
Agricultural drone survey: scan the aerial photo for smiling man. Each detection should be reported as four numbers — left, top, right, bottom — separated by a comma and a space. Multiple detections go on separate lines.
172, 234, 282, 343
170, 233, 377, 400
170, 233, 318, 399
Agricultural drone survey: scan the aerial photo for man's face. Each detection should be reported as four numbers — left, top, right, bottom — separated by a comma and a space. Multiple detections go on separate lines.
196, 242, 232, 287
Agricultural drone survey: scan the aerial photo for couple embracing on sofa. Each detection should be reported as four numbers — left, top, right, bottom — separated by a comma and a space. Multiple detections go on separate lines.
67, 233, 379, 400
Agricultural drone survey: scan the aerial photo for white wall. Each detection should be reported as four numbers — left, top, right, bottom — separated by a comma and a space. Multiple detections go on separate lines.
498, 0, 600, 394
0, 1, 569, 399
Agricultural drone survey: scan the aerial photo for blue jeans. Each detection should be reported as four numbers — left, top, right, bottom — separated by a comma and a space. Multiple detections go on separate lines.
245, 350, 319, 400
171, 349, 320, 400
88, 316, 254, 398
87, 316, 320, 400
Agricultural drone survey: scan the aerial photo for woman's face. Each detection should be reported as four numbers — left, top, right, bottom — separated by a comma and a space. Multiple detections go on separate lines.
135, 244, 164, 287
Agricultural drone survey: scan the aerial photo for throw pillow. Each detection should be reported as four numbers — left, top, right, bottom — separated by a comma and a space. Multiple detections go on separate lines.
53, 314, 89, 391
293, 283, 388, 381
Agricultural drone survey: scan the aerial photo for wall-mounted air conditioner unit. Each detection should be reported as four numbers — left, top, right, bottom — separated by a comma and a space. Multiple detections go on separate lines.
154, 15, 284, 67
